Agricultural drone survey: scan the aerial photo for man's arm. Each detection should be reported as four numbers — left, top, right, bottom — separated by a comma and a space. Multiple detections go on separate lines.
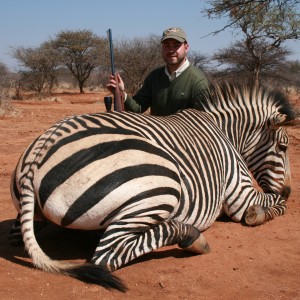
124, 77, 152, 113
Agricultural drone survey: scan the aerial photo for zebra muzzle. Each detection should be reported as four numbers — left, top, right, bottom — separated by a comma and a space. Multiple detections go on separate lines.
281, 186, 291, 200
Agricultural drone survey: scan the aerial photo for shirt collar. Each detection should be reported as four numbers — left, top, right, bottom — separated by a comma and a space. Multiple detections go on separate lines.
165, 59, 190, 81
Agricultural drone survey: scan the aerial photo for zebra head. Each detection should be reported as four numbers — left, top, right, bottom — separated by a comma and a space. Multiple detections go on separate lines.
193, 82, 300, 199
247, 112, 299, 199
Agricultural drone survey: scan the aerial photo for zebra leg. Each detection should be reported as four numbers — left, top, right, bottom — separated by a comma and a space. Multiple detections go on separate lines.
91, 219, 210, 272
180, 232, 211, 254
245, 198, 287, 226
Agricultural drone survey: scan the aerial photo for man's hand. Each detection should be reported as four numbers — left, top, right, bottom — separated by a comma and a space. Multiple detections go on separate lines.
106, 73, 125, 93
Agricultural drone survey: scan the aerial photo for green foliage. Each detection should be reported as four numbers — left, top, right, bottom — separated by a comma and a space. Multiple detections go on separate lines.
8, 13, 300, 95
52, 30, 108, 93
11, 42, 60, 95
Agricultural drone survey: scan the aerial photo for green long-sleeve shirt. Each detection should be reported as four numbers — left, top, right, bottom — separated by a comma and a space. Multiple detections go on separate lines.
124, 65, 209, 116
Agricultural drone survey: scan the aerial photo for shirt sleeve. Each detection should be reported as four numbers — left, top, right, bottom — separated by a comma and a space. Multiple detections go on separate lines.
189, 72, 210, 109
124, 76, 152, 113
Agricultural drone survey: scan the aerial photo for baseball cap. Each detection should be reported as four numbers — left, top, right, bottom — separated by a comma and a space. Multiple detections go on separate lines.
161, 27, 187, 43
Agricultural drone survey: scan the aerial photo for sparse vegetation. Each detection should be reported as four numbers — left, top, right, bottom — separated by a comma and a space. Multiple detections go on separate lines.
204, 0, 300, 84
0, 62, 19, 116
0, 0, 298, 116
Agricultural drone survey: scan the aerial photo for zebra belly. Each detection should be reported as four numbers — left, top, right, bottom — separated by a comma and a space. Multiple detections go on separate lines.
34, 142, 182, 230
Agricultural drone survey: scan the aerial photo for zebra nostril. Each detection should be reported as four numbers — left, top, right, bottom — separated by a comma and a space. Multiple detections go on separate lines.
281, 186, 291, 200
261, 185, 273, 194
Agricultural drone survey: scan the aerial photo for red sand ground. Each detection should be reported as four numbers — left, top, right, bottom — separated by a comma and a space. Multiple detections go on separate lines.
0, 91, 299, 300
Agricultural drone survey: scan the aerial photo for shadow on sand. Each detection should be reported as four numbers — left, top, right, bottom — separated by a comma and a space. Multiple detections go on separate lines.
0, 218, 205, 271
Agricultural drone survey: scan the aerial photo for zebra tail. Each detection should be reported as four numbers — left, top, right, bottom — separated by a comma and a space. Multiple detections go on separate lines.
19, 180, 127, 292
28, 250, 127, 291
63, 263, 128, 292
28, 251, 127, 291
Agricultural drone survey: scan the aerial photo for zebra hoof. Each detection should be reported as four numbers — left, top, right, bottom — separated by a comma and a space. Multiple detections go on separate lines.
245, 204, 266, 226
182, 234, 211, 254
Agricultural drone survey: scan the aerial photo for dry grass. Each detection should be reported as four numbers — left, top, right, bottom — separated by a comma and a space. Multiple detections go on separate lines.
0, 98, 21, 117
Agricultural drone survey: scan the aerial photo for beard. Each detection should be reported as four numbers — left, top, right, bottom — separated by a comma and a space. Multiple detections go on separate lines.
165, 54, 186, 67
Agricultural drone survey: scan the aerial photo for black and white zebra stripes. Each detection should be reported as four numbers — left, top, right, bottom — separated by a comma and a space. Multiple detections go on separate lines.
9, 83, 299, 291
193, 82, 297, 197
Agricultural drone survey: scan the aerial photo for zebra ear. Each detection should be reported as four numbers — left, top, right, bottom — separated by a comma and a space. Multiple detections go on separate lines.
272, 116, 300, 128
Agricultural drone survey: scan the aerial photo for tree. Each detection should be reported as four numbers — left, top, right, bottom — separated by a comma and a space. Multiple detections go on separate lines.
212, 40, 291, 84
205, 0, 300, 34
204, 0, 300, 83
188, 50, 211, 74
12, 42, 60, 95
0, 61, 16, 114
0, 61, 10, 99
282, 60, 300, 91
114, 35, 163, 94
0, 62, 9, 87
52, 30, 107, 93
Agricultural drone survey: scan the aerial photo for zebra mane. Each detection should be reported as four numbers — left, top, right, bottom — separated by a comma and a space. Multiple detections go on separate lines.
193, 81, 297, 121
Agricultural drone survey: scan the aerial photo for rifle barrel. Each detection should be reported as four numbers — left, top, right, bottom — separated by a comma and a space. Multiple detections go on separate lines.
107, 29, 123, 111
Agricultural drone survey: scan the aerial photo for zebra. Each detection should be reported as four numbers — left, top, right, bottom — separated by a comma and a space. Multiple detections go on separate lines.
193, 82, 297, 198
9, 83, 295, 244
9, 83, 299, 291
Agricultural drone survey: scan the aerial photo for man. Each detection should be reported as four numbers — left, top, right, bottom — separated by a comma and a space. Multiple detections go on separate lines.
106, 27, 209, 116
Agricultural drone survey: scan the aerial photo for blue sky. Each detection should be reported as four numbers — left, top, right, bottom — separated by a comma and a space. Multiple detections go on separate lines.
1, 0, 299, 71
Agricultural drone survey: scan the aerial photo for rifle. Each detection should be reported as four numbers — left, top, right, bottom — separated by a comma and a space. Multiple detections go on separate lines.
107, 29, 124, 111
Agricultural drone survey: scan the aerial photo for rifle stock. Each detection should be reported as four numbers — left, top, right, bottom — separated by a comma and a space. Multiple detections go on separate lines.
113, 73, 124, 111
107, 29, 124, 111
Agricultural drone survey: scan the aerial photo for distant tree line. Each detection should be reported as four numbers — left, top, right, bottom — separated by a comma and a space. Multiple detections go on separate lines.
0, 0, 299, 99
205, 0, 300, 87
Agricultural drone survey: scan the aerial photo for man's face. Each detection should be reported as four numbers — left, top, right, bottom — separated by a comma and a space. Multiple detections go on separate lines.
161, 39, 189, 67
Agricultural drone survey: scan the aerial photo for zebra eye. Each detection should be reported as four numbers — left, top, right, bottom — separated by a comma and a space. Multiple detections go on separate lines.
278, 143, 288, 151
